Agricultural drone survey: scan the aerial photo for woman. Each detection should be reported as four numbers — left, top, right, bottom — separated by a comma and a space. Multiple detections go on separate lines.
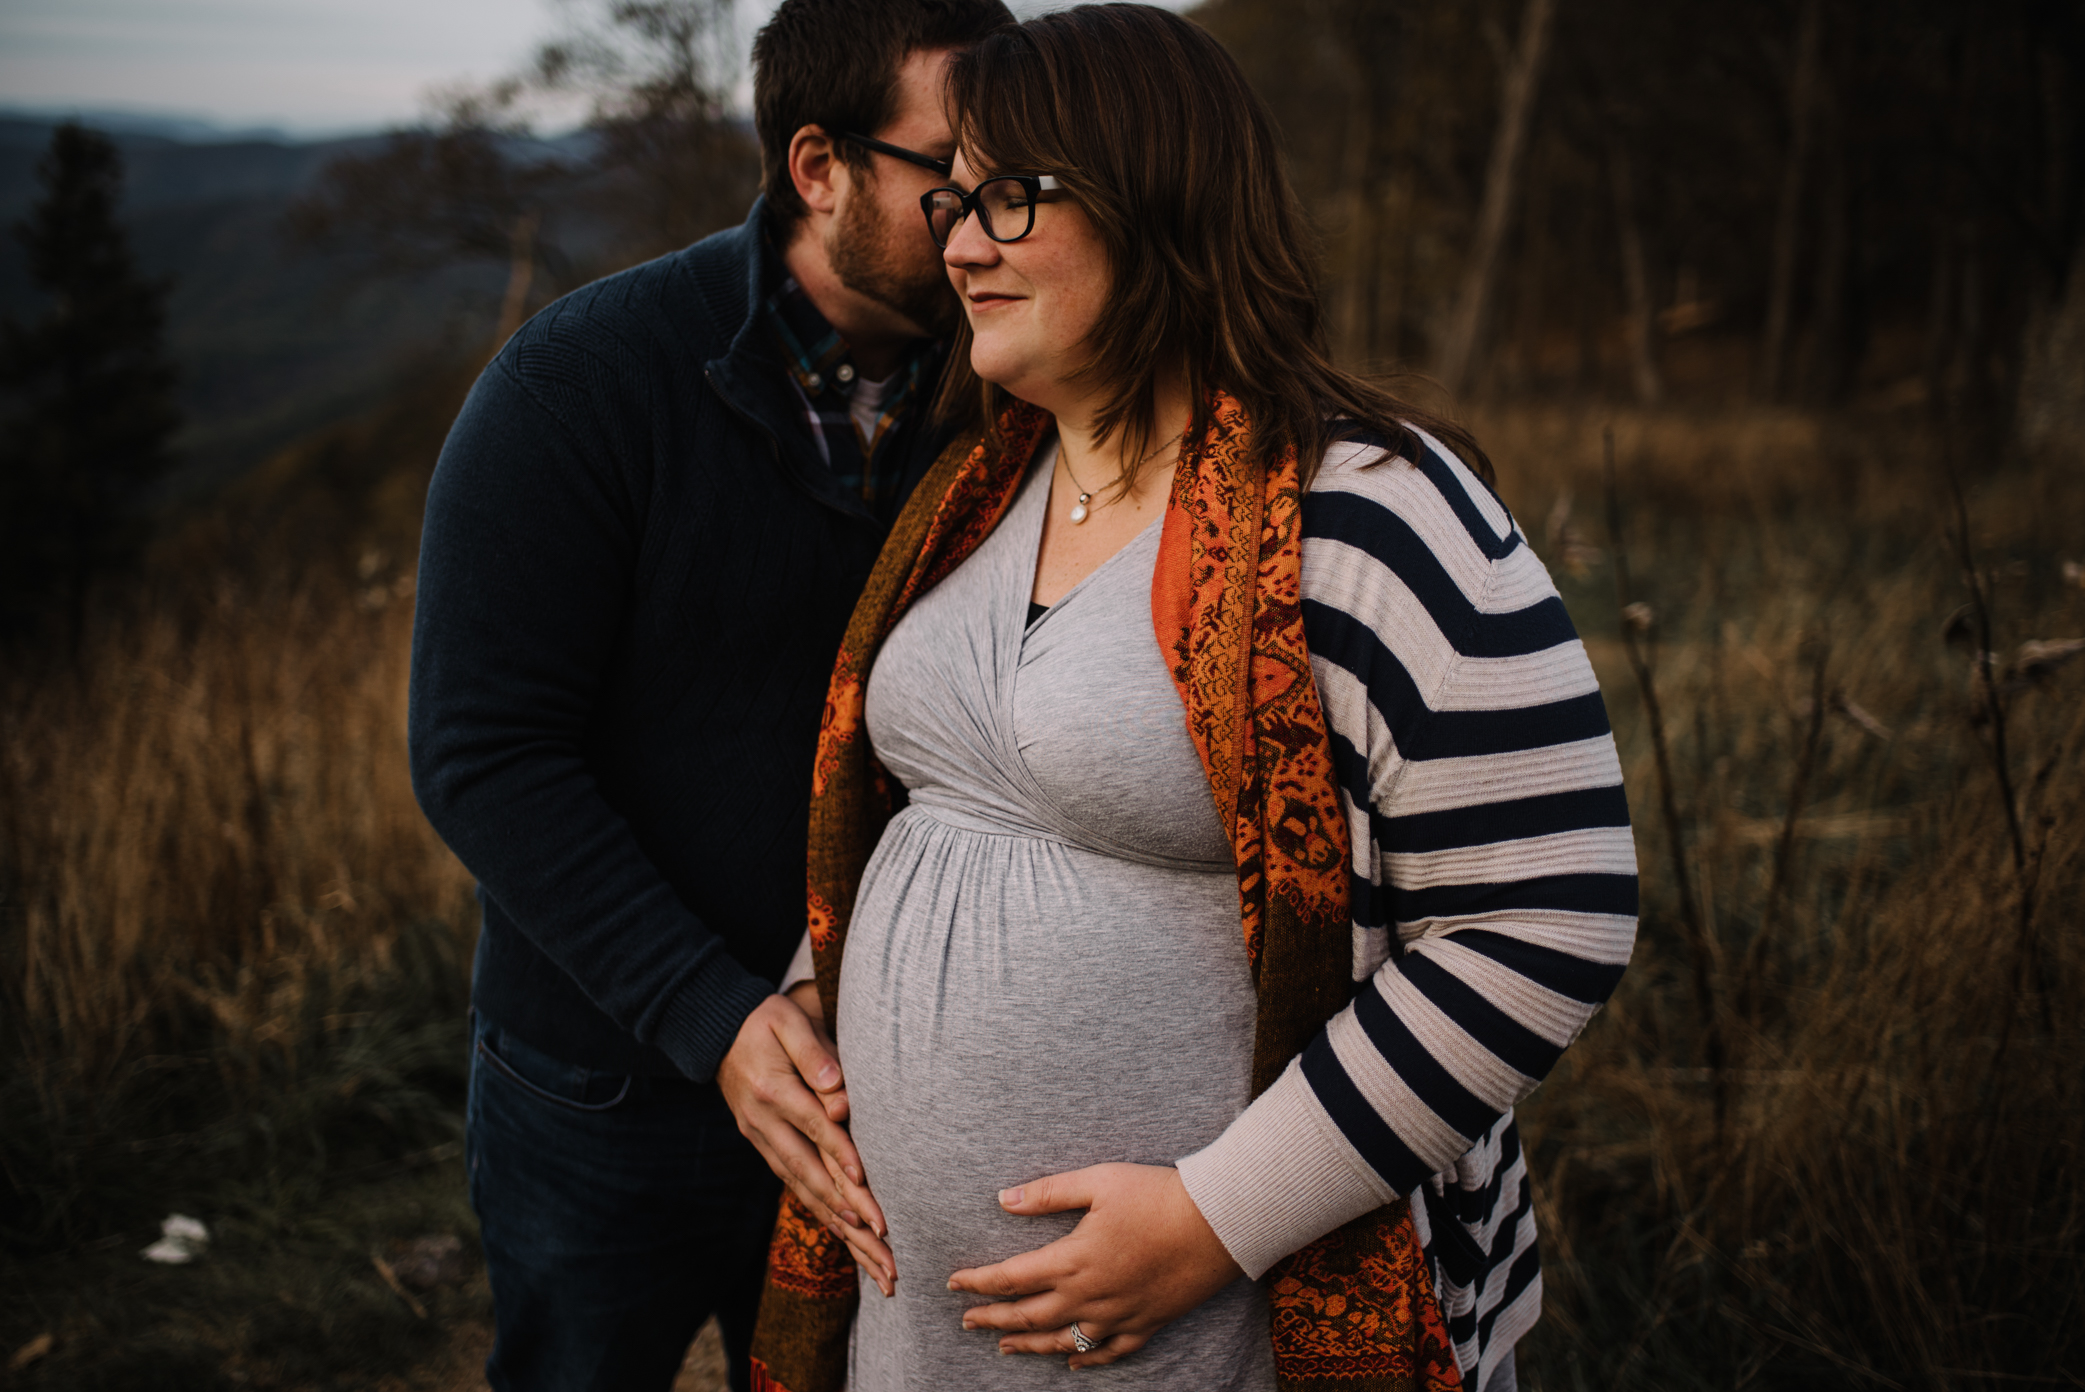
751, 8, 1637, 1391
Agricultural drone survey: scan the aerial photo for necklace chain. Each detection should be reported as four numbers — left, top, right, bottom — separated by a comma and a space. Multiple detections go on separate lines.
1062, 429, 1183, 525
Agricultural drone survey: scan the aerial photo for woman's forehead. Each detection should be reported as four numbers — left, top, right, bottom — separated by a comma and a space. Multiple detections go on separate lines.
951, 131, 1055, 181
949, 148, 1014, 187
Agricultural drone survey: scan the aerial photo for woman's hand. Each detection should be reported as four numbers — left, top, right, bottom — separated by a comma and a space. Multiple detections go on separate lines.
947, 1162, 1243, 1369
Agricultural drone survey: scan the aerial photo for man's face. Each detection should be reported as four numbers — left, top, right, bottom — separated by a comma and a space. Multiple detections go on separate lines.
825, 46, 962, 340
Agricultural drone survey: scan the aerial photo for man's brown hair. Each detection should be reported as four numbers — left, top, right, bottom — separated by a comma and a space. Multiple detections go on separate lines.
937, 3, 1490, 489
753, 0, 1013, 227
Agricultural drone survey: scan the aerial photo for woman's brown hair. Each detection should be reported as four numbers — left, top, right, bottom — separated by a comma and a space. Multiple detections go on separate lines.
934, 3, 1490, 488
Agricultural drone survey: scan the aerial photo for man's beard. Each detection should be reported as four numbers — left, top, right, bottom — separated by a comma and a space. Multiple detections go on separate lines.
827, 175, 960, 340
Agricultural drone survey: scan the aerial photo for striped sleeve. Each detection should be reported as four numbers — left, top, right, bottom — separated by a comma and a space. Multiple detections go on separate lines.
1176, 430, 1637, 1375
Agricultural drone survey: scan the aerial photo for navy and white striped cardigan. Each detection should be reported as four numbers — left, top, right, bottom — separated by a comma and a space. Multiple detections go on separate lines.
779, 426, 1637, 1382
1175, 429, 1639, 1386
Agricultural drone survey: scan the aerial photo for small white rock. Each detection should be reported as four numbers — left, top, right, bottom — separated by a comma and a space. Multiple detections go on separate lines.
141, 1213, 210, 1264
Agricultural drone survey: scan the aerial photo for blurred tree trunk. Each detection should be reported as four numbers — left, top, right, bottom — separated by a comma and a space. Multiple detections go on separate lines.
2017, 245, 2085, 467
496, 211, 542, 347
1958, 219, 1989, 430
1506, 142, 1553, 395
1924, 216, 1957, 411
1799, 84, 1855, 404
1608, 142, 1662, 404
2014, 33, 2085, 465
1933, 32, 1999, 441
1434, 0, 1557, 397
1334, 78, 1377, 365
1760, 0, 1822, 400
1372, 165, 1415, 364
1573, 183, 1603, 391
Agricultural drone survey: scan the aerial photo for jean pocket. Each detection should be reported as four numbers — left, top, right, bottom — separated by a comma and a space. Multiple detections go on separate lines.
474, 1027, 634, 1113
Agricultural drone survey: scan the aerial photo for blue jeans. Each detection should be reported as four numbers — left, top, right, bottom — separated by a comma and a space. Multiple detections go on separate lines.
466, 1013, 781, 1392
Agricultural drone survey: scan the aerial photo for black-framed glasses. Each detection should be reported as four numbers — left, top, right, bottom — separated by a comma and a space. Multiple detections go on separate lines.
920, 175, 1063, 249
840, 131, 953, 178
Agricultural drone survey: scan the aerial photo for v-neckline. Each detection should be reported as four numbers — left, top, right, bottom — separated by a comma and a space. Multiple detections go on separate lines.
1018, 436, 1163, 641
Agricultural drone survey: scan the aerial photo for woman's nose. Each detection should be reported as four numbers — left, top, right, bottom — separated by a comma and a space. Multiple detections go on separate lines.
942, 209, 999, 269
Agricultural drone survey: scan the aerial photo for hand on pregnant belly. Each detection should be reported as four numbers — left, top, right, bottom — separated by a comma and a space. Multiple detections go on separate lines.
947, 1162, 1244, 1369
717, 984, 896, 1293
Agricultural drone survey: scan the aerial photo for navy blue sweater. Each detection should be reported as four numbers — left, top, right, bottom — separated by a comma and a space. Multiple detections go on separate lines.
409, 201, 952, 1081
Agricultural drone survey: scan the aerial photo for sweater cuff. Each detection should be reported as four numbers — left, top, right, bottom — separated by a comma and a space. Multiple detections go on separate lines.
1176, 1058, 1396, 1280
780, 929, 816, 995
648, 951, 776, 1084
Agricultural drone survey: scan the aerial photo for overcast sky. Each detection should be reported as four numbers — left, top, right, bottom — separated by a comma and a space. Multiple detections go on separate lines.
0, 0, 1190, 138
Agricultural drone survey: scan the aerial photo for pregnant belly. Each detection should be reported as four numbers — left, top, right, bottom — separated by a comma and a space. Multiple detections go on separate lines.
836, 806, 1258, 1279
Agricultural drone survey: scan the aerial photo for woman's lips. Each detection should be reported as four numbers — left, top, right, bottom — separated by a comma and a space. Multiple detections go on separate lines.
967, 292, 1021, 310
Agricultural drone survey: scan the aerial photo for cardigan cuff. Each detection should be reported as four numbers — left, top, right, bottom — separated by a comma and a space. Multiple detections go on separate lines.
648, 951, 776, 1084
780, 929, 816, 996
1177, 1058, 1396, 1280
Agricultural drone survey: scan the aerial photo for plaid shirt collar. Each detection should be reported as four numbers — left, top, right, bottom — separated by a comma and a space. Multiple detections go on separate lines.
763, 265, 936, 510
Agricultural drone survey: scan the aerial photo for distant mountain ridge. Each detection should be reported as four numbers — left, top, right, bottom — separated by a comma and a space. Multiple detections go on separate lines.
0, 113, 514, 496
0, 107, 305, 144
0, 117, 386, 219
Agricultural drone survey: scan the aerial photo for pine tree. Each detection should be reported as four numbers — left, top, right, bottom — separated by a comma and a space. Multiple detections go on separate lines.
0, 122, 181, 642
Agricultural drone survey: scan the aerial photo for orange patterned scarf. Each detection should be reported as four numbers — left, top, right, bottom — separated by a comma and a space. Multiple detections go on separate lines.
750, 393, 1462, 1392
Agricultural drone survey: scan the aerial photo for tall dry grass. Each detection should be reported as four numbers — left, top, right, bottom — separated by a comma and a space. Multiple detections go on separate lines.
1488, 403, 2085, 1387
1, 388, 2078, 1385
5, 569, 470, 1078
0, 376, 481, 1255
0, 562, 479, 1243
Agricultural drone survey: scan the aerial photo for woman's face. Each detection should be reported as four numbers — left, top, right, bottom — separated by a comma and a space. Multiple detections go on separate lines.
941, 150, 1111, 413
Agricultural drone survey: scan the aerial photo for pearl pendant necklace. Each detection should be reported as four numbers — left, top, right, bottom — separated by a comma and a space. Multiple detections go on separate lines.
1061, 429, 1183, 525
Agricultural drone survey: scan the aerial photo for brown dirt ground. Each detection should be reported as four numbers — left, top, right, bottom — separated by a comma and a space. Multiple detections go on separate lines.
370, 1316, 728, 1392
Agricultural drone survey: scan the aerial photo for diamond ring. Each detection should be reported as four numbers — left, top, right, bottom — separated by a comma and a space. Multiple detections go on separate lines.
1070, 1322, 1099, 1354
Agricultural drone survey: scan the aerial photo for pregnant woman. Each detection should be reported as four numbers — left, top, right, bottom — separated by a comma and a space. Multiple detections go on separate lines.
751, 7, 1638, 1391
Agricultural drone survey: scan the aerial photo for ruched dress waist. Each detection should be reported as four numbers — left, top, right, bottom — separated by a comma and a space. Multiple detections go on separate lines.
838, 442, 1274, 1390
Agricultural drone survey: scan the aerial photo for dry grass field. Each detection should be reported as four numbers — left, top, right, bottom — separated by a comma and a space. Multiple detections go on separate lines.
2, 384, 2079, 1388
1487, 403, 2085, 1386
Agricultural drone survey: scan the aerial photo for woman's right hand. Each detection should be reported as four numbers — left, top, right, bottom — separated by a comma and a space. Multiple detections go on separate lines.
717, 983, 897, 1294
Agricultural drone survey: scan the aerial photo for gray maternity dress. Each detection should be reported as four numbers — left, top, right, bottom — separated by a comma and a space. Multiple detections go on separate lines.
837, 441, 1277, 1389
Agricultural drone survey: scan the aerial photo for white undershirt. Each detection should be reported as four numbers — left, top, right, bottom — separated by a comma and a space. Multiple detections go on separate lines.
849, 371, 894, 450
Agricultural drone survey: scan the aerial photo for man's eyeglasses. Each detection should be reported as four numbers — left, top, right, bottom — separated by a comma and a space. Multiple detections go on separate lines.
919, 175, 1063, 250
840, 131, 953, 178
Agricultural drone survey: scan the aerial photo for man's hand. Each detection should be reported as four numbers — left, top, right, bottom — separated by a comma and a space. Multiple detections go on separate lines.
717, 984, 895, 1294
947, 1163, 1243, 1368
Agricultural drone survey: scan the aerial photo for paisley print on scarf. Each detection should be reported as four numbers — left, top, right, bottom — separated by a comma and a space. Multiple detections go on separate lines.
1267, 1208, 1462, 1390
752, 395, 1463, 1392
768, 1191, 858, 1299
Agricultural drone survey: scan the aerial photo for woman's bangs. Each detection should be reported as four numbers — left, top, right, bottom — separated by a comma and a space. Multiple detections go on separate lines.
947, 38, 1069, 181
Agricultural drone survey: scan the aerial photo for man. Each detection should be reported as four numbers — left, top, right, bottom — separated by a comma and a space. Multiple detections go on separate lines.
407, 2, 1011, 1387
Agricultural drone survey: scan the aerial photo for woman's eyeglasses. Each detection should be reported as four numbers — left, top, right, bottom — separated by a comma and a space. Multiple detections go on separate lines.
919, 175, 1063, 250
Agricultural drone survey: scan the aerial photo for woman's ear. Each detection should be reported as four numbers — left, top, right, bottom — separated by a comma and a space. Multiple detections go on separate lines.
788, 125, 843, 217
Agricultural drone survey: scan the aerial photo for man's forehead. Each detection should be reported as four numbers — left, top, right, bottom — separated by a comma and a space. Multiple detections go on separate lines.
885, 45, 959, 140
